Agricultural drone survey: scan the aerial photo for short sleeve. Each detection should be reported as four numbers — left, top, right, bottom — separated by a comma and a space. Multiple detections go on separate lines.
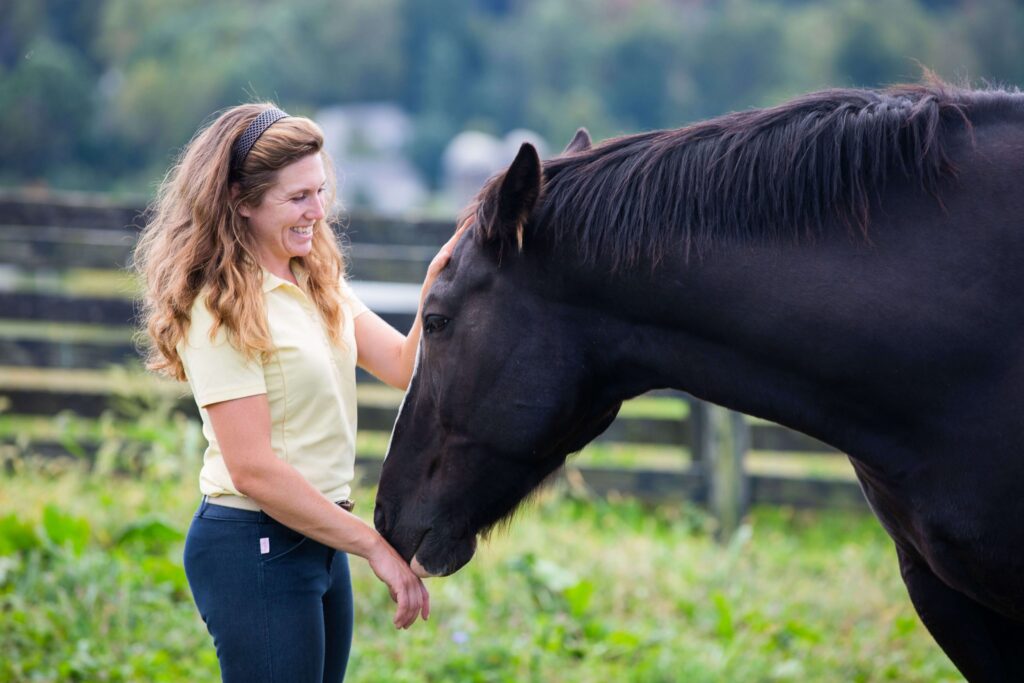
178, 296, 267, 408
340, 277, 369, 319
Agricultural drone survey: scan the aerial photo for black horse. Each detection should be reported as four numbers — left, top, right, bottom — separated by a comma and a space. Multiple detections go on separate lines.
375, 80, 1024, 681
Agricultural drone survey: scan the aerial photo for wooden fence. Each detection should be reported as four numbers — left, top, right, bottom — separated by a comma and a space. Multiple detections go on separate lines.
0, 190, 868, 531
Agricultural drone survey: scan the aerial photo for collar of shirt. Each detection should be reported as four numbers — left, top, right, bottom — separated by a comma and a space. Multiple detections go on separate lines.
261, 261, 310, 293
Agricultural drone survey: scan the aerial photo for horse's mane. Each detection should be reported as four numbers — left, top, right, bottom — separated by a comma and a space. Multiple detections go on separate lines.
475, 79, 1023, 270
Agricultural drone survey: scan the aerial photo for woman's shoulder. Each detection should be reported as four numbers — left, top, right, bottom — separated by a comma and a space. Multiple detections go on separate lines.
188, 288, 217, 324
338, 275, 368, 318
180, 287, 231, 350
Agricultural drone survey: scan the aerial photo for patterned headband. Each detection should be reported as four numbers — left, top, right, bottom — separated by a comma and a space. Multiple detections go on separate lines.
231, 107, 289, 169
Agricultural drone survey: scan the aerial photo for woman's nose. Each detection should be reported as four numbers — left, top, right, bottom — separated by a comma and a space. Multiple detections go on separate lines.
306, 197, 326, 221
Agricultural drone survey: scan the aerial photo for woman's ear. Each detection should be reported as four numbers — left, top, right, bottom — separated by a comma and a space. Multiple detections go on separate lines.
230, 184, 250, 218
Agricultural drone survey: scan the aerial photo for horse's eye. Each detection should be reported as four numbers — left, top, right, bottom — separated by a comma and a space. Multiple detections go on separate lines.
424, 314, 450, 335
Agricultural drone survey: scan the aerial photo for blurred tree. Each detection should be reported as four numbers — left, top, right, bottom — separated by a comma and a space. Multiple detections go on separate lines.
42, 0, 105, 69
407, 110, 459, 190
475, 0, 612, 141
308, 0, 403, 103
958, 0, 1024, 87
831, 0, 935, 88
0, 38, 94, 180
92, 0, 405, 189
0, 0, 1021, 196
601, 3, 686, 131
397, 0, 482, 115
686, 1, 789, 120
0, 1, 45, 68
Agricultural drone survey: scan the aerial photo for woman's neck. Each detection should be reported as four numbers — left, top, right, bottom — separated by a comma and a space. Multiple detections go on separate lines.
263, 258, 298, 285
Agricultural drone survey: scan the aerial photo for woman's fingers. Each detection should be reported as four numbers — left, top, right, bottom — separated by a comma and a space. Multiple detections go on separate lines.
394, 575, 429, 629
420, 580, 431, 620
393, 574, 421, 628
427, 220, 470, 275
450, 214, 473, 244
367, 537, 431, 629
421, 216, 474, 297
436, 217, 474, 265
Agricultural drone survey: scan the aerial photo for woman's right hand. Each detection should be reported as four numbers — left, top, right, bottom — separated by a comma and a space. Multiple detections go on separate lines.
366, 534, 431, 629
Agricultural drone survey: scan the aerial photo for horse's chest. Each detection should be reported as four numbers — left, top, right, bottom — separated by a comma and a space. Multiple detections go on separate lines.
854, 460, 1024, 620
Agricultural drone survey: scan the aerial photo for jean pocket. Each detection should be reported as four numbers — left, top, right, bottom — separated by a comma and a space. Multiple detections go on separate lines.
257, 521, 308, 563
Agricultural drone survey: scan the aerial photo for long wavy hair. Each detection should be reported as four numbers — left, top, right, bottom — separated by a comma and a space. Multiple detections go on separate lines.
134, 103, 347, 381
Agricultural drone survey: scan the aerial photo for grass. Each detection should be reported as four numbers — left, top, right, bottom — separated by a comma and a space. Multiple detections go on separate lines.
0, 452, 962, 682
0, 374, 950, 680
0, 320, 136, 343
1, 267, 139, 299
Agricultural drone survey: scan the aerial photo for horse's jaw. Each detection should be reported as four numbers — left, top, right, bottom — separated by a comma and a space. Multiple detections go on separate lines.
410, 531, 478, 578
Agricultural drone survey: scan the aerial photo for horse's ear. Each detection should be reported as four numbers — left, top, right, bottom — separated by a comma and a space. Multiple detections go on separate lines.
563, 128, 592, 154
482, 142, 542, 251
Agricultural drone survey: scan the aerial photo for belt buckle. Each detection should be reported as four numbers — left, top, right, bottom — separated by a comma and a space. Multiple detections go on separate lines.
336, 499, 355, 512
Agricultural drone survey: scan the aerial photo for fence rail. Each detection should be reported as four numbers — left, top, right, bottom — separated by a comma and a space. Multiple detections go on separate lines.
0, 191, 868, 529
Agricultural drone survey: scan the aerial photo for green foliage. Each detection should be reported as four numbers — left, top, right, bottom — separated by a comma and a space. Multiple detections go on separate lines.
115, 516, 184, 554
0, 514, 40, 555
0, 37, 95, 179
0, 455, 966, 681
41, 504, 91, 555
2, 0, 1021, 194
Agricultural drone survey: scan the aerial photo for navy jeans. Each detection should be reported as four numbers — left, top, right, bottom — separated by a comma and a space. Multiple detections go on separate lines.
183, 498, 354, 683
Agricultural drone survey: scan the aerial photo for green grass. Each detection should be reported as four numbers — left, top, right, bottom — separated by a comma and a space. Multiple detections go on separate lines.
1, 267, 139, 299
616, 396, 689, 420
0, 320, 135, 343
0, 456, 962, 682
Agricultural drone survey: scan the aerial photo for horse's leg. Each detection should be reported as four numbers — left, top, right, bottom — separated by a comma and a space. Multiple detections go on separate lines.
897, 548, 1024, 682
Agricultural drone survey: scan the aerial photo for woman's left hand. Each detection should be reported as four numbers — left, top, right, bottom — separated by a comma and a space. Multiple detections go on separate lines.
367, 216, 473, 391
420, 216, 473, 303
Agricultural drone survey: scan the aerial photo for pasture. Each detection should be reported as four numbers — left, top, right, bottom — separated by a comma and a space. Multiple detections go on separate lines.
0, 189, 975, 681
1, 442, 962, 682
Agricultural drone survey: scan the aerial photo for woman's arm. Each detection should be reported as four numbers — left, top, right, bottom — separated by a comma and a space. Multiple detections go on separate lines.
355, 220, 470, 390
206, 394, 429, 629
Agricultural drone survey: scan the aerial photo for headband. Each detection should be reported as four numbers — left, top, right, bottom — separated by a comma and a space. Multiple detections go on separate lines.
231, 107, 289, 169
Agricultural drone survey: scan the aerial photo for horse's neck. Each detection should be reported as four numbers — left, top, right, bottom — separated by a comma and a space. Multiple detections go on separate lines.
603, 243, 888, 457
591, 197, 1015, 469
553, 114, 1024, 468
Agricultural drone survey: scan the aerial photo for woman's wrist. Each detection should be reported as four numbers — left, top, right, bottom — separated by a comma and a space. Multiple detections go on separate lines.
348, 523, 387, 560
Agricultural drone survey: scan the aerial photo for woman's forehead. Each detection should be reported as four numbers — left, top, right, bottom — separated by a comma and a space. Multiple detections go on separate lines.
276, 153, 326, 192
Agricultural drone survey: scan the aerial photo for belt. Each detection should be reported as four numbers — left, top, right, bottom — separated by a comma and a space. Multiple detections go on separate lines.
205, 495, 355, 513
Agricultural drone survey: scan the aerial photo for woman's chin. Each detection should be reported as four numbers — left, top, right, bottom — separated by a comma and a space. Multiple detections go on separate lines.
286, 243, 313, 260
284, 232, 314, 256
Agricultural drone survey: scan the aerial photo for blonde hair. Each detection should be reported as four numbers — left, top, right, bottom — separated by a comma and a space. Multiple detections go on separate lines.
134, 103, 347, 381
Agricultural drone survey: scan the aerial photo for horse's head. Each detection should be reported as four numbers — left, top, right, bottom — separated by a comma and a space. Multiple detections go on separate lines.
375, 130, 625, 576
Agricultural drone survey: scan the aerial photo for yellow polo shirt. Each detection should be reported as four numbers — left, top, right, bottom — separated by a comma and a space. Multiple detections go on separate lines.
177, 266, 368, 510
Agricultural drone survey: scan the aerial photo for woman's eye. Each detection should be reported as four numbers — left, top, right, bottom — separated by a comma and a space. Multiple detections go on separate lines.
424, 314, 450, 335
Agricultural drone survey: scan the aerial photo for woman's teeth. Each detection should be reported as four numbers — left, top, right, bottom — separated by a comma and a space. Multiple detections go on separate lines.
290, 226, 313, 236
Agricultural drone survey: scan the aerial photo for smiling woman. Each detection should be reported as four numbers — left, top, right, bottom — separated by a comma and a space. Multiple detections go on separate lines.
237, 153, 327, 281
131, 103, 464, 683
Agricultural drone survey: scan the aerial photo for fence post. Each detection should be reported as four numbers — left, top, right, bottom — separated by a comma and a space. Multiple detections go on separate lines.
691, 399, 750, 541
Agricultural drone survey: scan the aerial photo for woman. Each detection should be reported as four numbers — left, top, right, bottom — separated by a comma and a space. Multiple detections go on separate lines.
134, 103, 462, 682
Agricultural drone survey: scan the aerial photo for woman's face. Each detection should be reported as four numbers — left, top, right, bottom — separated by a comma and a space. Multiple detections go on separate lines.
240, 153, 327, 274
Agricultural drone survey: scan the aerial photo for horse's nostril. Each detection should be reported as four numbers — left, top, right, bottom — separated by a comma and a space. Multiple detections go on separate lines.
426, 455, 441, 480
